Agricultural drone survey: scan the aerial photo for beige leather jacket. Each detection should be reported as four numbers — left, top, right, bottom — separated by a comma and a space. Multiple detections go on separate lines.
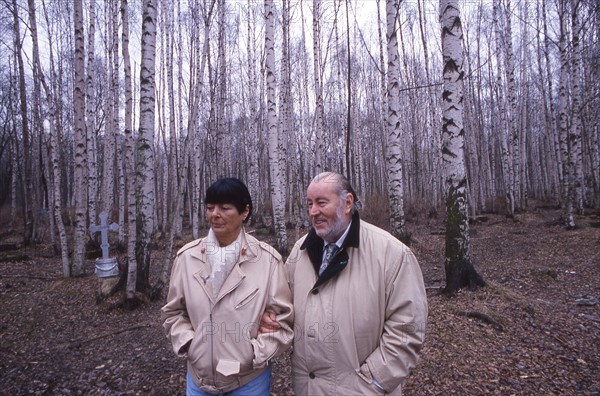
161, 232, 293, 393
287, 214, 427, 395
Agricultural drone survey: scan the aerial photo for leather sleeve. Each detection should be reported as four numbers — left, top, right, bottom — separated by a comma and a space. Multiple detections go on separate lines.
161, 254, 195, 357
251, 254, 294, 368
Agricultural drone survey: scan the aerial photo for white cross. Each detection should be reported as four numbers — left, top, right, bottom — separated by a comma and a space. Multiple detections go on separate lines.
89, 212, 119, 260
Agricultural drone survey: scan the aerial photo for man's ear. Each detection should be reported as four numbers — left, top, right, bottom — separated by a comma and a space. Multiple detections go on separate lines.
345, 193, 354, 214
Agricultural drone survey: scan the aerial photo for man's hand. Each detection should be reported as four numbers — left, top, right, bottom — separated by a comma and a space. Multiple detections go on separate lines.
259, 311, 281, 333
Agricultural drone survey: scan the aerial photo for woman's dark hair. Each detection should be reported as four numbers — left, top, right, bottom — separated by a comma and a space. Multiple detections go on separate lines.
205, 178, 253, 223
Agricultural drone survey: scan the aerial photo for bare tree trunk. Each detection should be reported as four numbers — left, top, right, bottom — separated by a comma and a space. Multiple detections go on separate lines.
120, 0, 137, 301
72, 0, 87, 276
34, 0, 71, 275
385, 0, 409, 242
503, 0, 521, 211
536, 0, 558, 201
278, 0, 292, 223
570, 0, 585, 214
133, 0, 157, 297
265, 0, 288, 254
558, 0, 575, 229
493, 0, 514, 218
417, 0, 441, 210
313, 0, 325, 173
440, 0, 485, 296
246, 0, 260, 224
99, 0, 116, 218
12, 0, 35, 245
86, 0, 98, 230
518, 3, 530, 210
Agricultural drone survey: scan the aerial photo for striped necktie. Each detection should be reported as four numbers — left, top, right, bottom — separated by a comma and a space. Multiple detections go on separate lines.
319, 244, 339, 275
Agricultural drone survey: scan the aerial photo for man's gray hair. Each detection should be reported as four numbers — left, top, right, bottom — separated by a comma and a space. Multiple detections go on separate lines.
311, 172, 362, 213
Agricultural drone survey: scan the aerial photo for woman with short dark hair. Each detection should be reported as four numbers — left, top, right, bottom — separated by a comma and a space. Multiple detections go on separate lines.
162, 177, 293, 395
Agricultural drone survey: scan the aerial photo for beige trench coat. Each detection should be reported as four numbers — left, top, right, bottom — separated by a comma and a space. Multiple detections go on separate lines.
287, 215, 427, 395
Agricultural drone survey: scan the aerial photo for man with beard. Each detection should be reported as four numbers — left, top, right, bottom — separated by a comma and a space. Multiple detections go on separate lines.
261, 172, 428, 395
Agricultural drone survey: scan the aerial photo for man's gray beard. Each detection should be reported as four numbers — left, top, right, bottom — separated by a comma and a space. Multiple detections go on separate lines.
315, 203, 348, 243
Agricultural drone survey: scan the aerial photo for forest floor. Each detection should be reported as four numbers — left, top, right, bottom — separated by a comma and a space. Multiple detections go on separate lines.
0, 205, 599, 395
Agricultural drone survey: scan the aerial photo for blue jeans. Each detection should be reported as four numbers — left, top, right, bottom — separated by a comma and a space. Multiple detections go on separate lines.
186, 365, 272, 396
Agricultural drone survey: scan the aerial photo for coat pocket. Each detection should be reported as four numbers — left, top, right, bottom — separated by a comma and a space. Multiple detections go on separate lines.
234, 288, 260, 310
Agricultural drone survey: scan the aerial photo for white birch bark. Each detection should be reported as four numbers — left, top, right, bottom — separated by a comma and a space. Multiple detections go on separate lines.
440, 0, 484, 294
558, 0, 575, 228
570, 0, 585, 214
33, 0, 71, 276
133, 0, 157, 294
502, 0, 521, 210
72, 0, 87, 275
12, 0, 35, 245
86, 0, 98, 228
542, 0, 563, 202
265, 0, 288, 253
162, 0, 181, 236
158, 0, 216, 292
121, 0, 137, 300
417, 0, 441, 208
246, 0, 260, 223
216, 0, 227, 172
493, 0, 514, 217
278, 0, 292, 215
100, 0, 116, 217
111, 0, 125, 243
26, 0, 43, 244
536, 0, 559, 200
313, 0, 325, 173
385, 0, 408, 241
191, 0, 216, 239
518, 3, 529, 209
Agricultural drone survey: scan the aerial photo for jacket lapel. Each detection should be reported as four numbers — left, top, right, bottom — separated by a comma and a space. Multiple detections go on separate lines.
190, 238, 216, 303
301, 212, 361, 289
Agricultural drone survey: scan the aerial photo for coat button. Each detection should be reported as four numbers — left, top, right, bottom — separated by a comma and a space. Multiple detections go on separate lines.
309, 372, 315, 379
311, 289, 319, 295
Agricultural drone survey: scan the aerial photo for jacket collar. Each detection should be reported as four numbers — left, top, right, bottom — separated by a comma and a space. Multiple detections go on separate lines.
190, 230, 259, 303
189, 229, 259, 264
301, 212, 361, 289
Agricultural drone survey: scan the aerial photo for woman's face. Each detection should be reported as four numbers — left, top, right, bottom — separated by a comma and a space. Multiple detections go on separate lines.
206, 203, 249, 246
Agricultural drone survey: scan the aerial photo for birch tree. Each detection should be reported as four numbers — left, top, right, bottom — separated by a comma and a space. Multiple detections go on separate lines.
493, 0, 514, 218
100, 0, 118, 218
313, 0, 326, 173
245, 0, 261, 222
385, 0, 409, 242
132, 0, 157, 299
569, 0, 584, 214
33, 0, 70, 276
12, 0, 35, 246
558, 0, 575, 228
502, 0, 521, 211
86, 0, 98, 226
265, 0, 288, 254
440, 0, 485, 295
121, 0, 137, 301
72, 0, 87, 276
